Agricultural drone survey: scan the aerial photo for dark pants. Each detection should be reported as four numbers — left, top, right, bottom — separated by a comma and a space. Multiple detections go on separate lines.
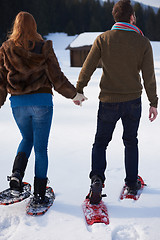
90, 98, 141, 187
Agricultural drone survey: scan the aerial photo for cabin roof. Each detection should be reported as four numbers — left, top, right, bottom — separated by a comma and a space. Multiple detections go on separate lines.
66, 32, 102, 50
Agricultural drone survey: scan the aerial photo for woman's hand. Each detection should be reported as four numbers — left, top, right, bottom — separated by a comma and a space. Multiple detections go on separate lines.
73, 93, 88, 106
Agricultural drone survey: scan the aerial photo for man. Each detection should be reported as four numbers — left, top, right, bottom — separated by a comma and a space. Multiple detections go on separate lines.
74, 0, 158, 204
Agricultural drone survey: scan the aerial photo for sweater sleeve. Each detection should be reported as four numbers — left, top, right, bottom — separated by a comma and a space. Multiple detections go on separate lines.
141, 40, 158, 108
46, 42, 76, 99
0, 47, 8, 108
76, 36, 101, 93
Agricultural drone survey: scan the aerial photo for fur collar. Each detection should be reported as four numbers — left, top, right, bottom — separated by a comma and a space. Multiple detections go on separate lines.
1, 40, 53, 74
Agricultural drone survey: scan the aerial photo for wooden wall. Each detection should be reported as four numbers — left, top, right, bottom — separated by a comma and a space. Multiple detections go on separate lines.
69, 47, 102, 68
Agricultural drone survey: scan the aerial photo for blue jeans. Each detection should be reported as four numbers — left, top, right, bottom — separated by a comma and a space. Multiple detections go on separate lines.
90, 98, 141, 187
12, 106, 53, 179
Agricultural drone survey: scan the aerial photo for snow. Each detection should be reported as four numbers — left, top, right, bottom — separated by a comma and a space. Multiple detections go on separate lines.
68, 32, 102, 48
0, 32, 160, 240
131, 0, 160, 8
102, 0, 160, 9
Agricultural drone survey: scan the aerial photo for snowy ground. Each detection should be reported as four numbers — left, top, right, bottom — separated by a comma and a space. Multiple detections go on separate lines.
0, 33, 160, 240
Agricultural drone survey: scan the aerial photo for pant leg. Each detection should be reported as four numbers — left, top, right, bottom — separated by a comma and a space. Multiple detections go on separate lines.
32, 106, 53, 179
12, 107, 33, 158
90, 102, 120, 182
121, 98, 141, 186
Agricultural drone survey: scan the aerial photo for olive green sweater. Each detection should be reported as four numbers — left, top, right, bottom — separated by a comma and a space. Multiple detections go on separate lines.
77, 30, 158, 107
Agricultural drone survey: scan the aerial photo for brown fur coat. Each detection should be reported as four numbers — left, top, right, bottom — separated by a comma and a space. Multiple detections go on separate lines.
0, 39, 76, 107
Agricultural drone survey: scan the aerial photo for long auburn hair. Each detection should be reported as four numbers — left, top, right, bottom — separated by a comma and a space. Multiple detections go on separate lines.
8, 11, 43, 50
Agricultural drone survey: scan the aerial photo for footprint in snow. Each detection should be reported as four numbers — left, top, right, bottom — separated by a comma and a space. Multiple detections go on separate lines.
112, 225, 140, 240
0, 215, 20, 240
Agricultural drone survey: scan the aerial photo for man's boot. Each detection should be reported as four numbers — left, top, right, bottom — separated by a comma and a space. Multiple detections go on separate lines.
88, 175, 103, 205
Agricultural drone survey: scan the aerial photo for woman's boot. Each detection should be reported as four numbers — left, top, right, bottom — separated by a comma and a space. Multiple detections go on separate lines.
32, 177, 49, 206
9, 152, 28, 192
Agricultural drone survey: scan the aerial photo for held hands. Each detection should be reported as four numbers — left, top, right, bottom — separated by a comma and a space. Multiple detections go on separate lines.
73, 93, 88, 106
149, 106, 158, 122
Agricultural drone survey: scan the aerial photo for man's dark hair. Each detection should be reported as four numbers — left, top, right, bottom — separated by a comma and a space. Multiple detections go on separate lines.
112, 0, 134, 23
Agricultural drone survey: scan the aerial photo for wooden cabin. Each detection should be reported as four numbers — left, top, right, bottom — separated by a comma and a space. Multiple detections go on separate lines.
66, 32, 102, 67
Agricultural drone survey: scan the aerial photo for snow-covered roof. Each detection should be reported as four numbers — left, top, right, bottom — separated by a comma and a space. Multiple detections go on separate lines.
67, 32, 102, 49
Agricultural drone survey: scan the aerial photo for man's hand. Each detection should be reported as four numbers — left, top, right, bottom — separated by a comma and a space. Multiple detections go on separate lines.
73, 93, 88, 106
149, 106, 158, 122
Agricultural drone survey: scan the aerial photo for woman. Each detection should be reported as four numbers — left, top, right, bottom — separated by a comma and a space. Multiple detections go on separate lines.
0, 12, 85, 205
